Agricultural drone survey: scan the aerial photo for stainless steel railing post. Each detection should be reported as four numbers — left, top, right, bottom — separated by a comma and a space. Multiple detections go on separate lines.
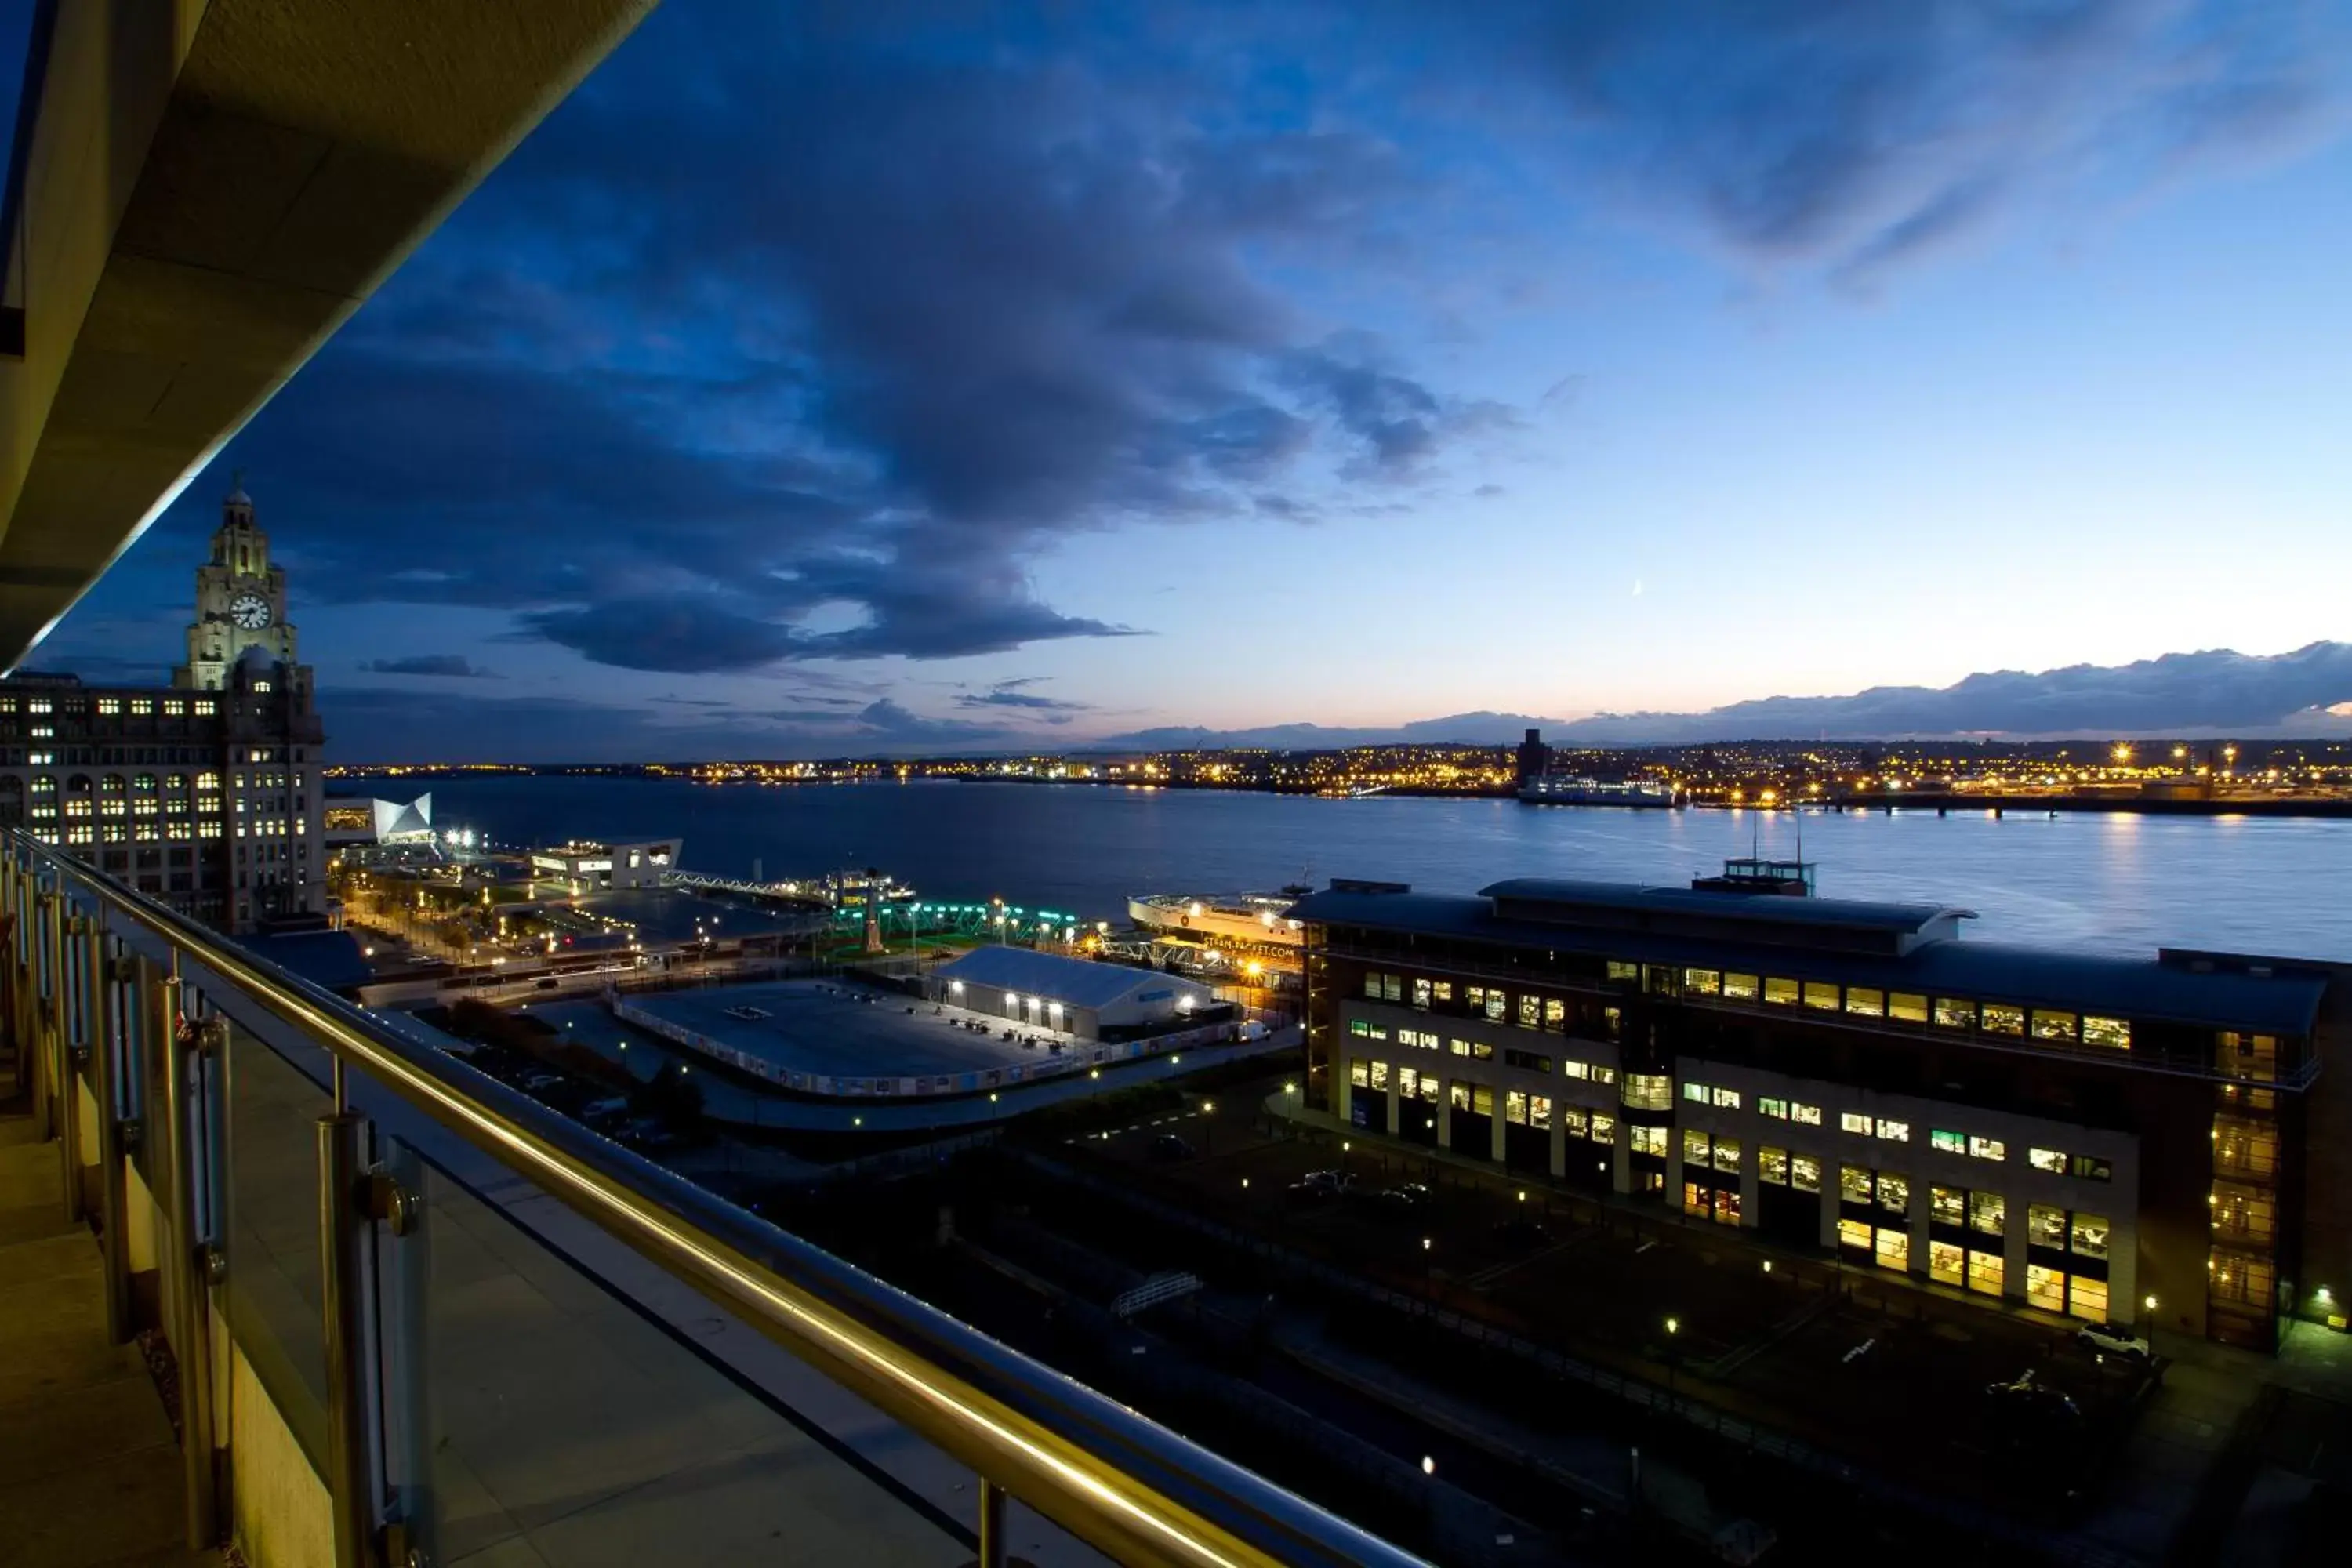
978, 1478, 1007, 1568
318, 1108, 375, 1568
375, 1134, 433, 1568
4, 862, 22, 1091
27, 882, 51, 1140
45, 889, 82, 1219
156, 968, 220, 1550
88, 918, 132, 1344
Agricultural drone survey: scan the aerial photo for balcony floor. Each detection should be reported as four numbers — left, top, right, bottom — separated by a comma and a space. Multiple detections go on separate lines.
0, 1062, 219, 1568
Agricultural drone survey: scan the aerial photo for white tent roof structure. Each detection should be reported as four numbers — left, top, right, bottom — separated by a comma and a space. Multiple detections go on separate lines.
935, 946, 1212, 1013
372, 793, 433, 840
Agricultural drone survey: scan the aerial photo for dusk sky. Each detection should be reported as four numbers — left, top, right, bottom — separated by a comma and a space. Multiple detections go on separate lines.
17, 2, 2352, 760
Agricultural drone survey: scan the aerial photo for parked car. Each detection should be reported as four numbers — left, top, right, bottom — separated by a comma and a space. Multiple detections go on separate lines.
1149, 1133, 1196, 1163
534, 977, 559, 990
2074, 1321, 2152, 1363
1288, 1168, 1352, 1199
1367, 1181, 1432, 1216
1984, 1372, 2082, 1427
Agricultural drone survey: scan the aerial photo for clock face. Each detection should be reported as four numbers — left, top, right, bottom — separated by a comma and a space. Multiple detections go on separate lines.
228, 592, 272, 630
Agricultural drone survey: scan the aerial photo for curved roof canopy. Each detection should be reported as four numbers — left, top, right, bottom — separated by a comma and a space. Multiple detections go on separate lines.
938, 946, 1215, 1014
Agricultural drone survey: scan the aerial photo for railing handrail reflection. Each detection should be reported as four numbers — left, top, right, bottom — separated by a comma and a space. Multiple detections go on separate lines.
6, 831, 1428, 1568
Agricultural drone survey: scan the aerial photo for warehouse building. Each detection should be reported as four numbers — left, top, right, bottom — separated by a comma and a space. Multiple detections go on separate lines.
929, 946, 1218, 1041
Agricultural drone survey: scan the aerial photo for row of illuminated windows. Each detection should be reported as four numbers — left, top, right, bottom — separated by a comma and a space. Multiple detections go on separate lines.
1684, 1183, 1743, 1227
1843, 1229, 2114, 1320
2026, 1145, 2114, 1182
58, 797, 225, 817
62, 822, 227, 845
1824, 1116, 2105, 1186
1348, 1015, 1613, 1081
1363, 969, 1625, 1036
2, 696, 220, 717
1621, 1073, 1671, 1112
1676, 969, 2132, 1050
1838, 1110, 1913, 1142
1682, 1128, 1741, 1174
2211, 1182, 2277, 1244
2218, 1082, 2278, 1118
1367, 962, 2135, 1054
2209, 1248, 2275, 1308
2217, 1032, 2280, 1083
22, 772, 229, 793
2027, 1268, 2110, 1323
1351, 1058, 1563, 1134
1682, 1081, 1744, 1110
1502, 1090, 1551, 1127
2213, 1115, 2280, 1180
1563, 1105, 1617, 1145
1929, 1127, 2011, 1163
1839, 1167, 2111, 1258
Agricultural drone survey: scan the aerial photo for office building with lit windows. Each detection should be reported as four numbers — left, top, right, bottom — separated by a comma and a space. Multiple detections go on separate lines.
0, 488, 326, 933
1294, 868, 2350, 1350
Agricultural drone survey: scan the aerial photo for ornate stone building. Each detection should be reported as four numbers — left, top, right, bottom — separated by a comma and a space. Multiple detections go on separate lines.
0, 486, 325, 932
176, 479, 299, 689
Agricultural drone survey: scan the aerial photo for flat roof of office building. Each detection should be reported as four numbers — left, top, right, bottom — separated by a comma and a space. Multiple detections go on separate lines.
1287, 884, 2329, 1037
1477, 878, 1973, 936
623, 979, 1076, 1081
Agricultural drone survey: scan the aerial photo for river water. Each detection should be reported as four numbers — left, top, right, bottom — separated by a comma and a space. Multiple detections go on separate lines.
338, 776, 2352, 961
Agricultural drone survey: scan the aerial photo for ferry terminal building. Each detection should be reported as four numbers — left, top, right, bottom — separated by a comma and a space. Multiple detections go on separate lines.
1293, 869, 2350, 1350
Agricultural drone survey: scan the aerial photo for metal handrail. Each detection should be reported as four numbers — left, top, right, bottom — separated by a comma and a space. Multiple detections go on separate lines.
7, 833, 1428, 1568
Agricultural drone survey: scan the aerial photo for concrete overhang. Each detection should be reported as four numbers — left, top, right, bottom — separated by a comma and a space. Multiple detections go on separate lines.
0, 0, 658, 670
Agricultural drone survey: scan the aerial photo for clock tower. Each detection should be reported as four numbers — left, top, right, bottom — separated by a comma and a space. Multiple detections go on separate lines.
175, 480, 297, 690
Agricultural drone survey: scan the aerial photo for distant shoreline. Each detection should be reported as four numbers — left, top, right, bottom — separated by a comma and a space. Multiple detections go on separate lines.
325, 768, 2352, 819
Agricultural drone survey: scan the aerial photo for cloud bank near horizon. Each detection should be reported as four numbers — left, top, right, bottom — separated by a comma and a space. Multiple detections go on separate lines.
318, 641, 2352, 764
